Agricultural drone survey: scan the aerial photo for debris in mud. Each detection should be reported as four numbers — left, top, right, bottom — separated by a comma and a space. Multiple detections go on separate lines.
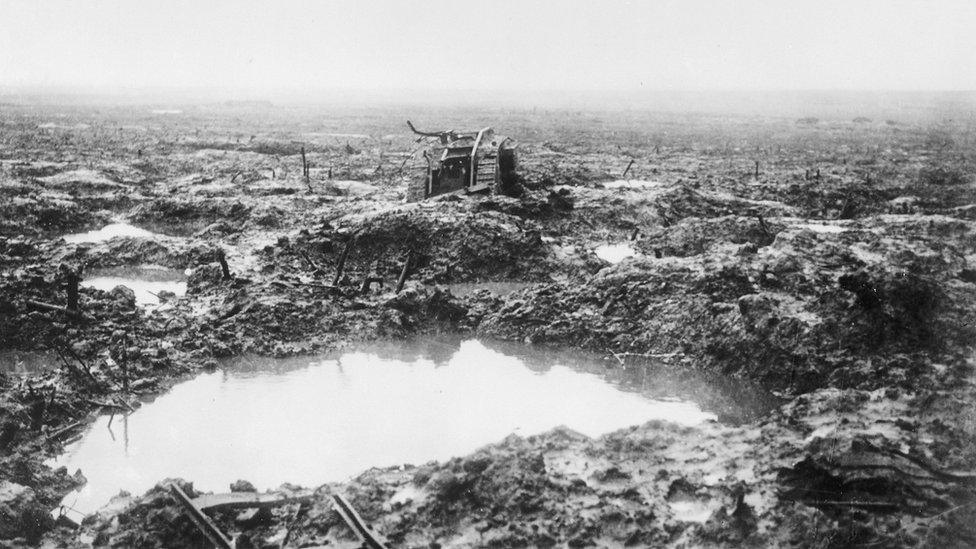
1, 96, 975, 548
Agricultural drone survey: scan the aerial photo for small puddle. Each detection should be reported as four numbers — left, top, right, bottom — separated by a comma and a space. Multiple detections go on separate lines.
668, 498, 720, 523
602, 180, 662, 190
81, 266, 187, 307
63, 223, 159, 244
595, 243, 638, 264
328, 180, 378, 196
441, 282, 533, 298
797, 222, 848, 234
50, 337, 767, 516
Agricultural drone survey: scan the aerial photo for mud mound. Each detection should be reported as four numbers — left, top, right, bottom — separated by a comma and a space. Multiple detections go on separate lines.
0, 196, 107, 237
778, 435, 976, 546
187, 289, 348, 355
770, 166, 976, 220
481, 216, 976, 393
546, 185, 795, 236
61, 238, 212, 269
130, 198, 252, 227
303, 203, 553, 283
84, 480, 211, 548
479, 255, 757, 360
380, 287, 468, 335
10, 161, 63, 179
39, 169, 126, 192
0, 481, 54, 543
0, 237, 41, 267
471, 190, 574, 221
654, 186, 794, 223
638, 215, 782, 257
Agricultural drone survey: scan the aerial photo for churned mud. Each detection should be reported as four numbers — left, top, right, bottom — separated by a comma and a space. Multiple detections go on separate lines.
1, 103, 975, 547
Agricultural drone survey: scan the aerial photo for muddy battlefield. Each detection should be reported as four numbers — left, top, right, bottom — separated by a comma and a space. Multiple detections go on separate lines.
0, 93, 975, 548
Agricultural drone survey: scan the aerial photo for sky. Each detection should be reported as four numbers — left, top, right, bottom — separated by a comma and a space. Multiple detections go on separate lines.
1, 0, 975, 94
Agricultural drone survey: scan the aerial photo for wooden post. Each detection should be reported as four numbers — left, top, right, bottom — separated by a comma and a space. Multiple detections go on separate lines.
622, 159, 635, 178
215, 249, 231, 280
301, 146, 311, 192
26, 300, 83, 319
332, 239, 352, 286
395, 251, 412, 294
754, 160, 760, 178
64, 267, 81, 312
757, 214, 772, 239
120, 332, 129, 394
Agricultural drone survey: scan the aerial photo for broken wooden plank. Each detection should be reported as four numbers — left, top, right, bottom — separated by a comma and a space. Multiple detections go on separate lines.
191, 491, 313, 512
802, 499, 900, 511
168, 483, 233, 549
332, 239, 353, 286
395, 250, 412, 294
622, 158, 635, 178
26, 300, 84, 319
332, 494, 388, 549
45, 420, 85, 443
83, 399, 128, 411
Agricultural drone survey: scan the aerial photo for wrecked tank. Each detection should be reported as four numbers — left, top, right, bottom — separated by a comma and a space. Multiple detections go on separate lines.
405, 121, 519, 202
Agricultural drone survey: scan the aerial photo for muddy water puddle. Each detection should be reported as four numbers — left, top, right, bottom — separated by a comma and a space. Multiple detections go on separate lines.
51, 337, 770, 516
81, 266, 187, 307
63, 223, 158, 243
441, 282, 533, 297
602, 179, 664, 190
63, 221, 199, 243
797, 222, 848, 234
595, 242, 638, 263
668, 498, 721, 523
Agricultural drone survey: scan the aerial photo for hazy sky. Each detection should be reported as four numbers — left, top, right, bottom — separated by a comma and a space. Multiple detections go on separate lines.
1, 0, 974, 93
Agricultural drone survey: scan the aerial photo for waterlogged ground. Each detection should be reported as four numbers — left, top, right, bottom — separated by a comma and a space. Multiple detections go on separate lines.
79, 266, 187, 307
439, 282, 532, 298
1, 99, 975, 547
51, 337, 753, 517
594, 242, 638, 264
62, 223, 159, 244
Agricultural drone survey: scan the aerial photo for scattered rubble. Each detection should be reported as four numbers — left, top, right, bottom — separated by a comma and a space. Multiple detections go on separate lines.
0, 103, 974, 547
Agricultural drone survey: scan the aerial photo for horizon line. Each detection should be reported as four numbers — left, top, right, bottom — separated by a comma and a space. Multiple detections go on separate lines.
3, 85, 976, 96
